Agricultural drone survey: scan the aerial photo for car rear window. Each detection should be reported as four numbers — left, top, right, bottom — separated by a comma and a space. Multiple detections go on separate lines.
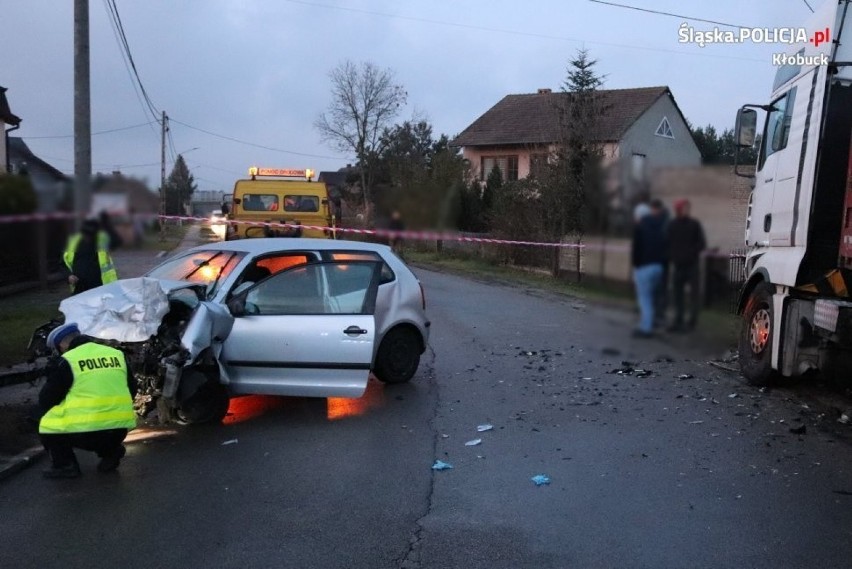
328, 251, 395, 284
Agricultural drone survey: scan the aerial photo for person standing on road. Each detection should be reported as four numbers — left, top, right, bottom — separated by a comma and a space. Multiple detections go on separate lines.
63, 219, 118, 295
37, 323, 137, 479
651, 199, 671, 328
631, 201, 668, 338
667, 199, 707, 332
389, 210, 405, 257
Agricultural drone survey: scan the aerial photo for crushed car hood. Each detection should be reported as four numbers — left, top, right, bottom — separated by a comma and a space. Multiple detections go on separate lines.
59, 277, 207, 343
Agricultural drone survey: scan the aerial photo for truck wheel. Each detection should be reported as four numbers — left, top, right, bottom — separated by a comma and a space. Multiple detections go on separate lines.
739, 282, 777, 386
177, 380, 230, 424
374, 328, 421, 384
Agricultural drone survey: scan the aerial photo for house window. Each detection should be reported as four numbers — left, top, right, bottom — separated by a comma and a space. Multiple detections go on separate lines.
631, 153, 647, 182
655, 117, 674, 139
481, 155, 519, 182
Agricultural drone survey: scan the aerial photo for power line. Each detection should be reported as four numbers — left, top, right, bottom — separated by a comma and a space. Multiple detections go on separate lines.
281, 0, 764, 62
169, 118, 347, 160
103, 0, 160, 122
803, 0, 815, 13
586, 1, 750, 29
33, 153, 160, 169
191, 162, 246, 177
24, 121, 155, 139
101, 0, 159, 136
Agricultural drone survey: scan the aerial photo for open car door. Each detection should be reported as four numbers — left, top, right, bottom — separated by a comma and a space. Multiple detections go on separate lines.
218, 261, 382, 398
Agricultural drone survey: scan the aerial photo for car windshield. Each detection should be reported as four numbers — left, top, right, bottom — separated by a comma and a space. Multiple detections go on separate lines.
147, 250, 245, 298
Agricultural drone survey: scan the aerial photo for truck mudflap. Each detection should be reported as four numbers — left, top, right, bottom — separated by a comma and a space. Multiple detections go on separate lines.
796, 269, 852, 297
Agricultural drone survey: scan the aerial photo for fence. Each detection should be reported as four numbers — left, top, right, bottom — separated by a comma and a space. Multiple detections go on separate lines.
0, 220, 70, 294
422, 231, 747, 307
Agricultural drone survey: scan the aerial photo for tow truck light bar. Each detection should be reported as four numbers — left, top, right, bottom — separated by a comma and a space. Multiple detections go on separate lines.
249, 167, 315, 182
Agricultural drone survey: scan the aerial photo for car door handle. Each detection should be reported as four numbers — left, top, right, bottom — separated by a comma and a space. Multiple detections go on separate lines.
344, 325, 368, 336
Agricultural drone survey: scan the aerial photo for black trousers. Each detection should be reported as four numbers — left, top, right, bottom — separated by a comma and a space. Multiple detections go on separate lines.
672, 262, 701, 328
40, 429, 127, 468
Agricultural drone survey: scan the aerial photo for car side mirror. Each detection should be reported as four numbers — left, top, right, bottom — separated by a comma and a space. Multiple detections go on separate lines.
227, 297, 246, 317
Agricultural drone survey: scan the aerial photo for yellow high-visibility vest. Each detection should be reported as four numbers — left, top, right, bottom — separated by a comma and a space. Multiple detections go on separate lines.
62, 231, 118, 291
39, 342, 137, 434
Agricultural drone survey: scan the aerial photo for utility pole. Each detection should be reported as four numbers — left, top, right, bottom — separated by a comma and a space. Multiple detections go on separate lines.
160, 110, 168, 236
73, 0, 91, 230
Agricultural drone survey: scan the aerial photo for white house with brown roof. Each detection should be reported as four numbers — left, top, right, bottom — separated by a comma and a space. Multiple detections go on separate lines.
451, 86, 701, 202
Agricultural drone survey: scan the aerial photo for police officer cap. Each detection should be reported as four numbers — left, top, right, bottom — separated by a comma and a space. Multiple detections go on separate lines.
46, 323, 80, 351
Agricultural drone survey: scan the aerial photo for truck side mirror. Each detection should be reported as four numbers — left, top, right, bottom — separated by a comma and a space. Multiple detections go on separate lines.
735, 108, 757, 148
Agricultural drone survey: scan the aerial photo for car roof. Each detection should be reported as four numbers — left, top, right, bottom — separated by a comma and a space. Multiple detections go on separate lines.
186, 238, 393, 255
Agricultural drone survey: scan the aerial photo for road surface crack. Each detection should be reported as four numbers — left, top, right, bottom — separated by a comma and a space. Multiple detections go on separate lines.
398, 345, 438, 569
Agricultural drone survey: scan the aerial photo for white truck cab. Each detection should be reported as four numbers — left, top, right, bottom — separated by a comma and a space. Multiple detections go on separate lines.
735, 0, 852, 384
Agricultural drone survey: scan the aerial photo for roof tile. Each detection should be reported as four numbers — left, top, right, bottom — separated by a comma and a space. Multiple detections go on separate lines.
452, 86, 670, 147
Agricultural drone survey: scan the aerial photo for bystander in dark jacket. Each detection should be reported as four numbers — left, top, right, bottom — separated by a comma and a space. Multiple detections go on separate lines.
667, 199, 706, 331
631, 202, 668, 337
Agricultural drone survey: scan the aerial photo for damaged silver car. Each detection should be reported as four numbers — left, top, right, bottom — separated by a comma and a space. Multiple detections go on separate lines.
30, 239, 430, 424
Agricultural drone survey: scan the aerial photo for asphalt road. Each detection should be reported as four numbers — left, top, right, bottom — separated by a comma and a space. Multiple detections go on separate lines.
3, 267, 852, 568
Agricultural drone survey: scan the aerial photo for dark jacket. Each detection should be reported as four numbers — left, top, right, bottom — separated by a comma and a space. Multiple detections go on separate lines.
667, 217, 706, 266
38, 336, 136, 417
70, 237, 102, 292
632, 213, 668, 268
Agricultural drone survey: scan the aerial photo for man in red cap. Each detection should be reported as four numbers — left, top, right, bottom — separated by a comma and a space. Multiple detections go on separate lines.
667, 199, 706, 332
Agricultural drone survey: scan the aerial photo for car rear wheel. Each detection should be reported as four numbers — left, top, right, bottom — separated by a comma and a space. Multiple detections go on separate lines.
738, 282, 777, 386
177, 378, 230, 424
374, 327, 421, 384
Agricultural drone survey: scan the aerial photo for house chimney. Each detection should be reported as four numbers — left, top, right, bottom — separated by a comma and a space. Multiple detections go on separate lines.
537, 88, 552, 94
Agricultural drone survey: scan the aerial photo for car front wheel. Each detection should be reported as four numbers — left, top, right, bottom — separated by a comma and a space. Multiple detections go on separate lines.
374, 327, 421, 384
177, 374, 230, 424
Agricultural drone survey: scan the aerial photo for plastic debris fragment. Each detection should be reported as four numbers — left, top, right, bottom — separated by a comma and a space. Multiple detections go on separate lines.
477, 424, 494, 432
432, 460, 453, 471
221, 439, 238, 446
465, 439, 482, 446
531, 474, 551, 486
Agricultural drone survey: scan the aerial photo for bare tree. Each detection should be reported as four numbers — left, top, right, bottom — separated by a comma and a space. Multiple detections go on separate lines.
315, 60, 407, 212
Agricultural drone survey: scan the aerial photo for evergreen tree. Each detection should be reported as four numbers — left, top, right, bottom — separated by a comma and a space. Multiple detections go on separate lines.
163, 155, 196, 215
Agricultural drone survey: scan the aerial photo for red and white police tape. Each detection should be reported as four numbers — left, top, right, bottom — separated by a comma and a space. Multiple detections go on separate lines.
0, 212, 741, 257
157, 214, 598, 249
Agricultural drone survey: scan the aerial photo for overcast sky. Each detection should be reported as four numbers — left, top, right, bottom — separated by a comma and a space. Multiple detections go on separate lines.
2, 0, 821, 196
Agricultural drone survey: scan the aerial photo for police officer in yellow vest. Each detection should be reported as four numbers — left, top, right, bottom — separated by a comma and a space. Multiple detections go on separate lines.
38, 323, 137, 479
63, 219, 118, 295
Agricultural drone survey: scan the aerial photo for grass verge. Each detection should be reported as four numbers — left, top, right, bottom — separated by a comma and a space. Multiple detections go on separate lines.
139, 224, 189, 252
0, 287, 65, 369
